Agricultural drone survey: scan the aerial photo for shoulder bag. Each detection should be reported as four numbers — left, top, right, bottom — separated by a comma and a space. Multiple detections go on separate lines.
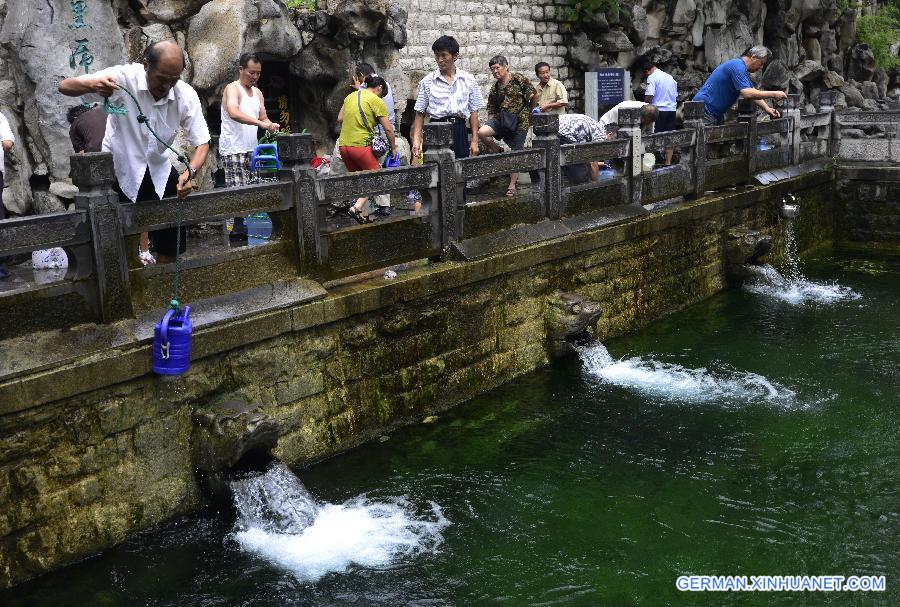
357, 90, 389, 158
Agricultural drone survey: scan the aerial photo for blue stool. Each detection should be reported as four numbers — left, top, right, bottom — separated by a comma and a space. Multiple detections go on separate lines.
250, 143, 281, 172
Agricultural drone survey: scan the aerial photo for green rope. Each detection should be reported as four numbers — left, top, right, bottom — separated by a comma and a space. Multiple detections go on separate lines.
104, 83, 190, 311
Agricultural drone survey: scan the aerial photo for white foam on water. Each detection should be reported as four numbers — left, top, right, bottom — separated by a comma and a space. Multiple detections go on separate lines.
744, 264, 861, 305
580, 344, 797, 407
230, 463, 449, 581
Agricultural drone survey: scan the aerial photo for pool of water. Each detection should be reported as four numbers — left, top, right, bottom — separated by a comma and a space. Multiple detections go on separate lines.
4, 252, 898, 606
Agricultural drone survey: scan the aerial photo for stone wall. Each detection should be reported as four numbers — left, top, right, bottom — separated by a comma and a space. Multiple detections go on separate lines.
836, 165, 900, 253
397, 0, 581, 114
0, 171, 832, 587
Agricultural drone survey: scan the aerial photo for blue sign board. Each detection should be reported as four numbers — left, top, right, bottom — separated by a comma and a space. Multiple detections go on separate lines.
596, 68, 626, 104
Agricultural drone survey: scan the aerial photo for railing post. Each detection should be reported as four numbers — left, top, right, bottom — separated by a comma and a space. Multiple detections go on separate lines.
683, 101, 706, 198
277, 133, 319, 270
530, 112, 562, 219
738, 98, 757, 178
70, 152, 134, 323
786, 93, 802, 165
819, 90, 837, 158
617, 107, 644, 205
423, 122, 460, 249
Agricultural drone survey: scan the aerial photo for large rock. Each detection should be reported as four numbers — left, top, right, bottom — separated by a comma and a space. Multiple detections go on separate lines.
822, 70, 845, 89
794, 60, 826, 83
841, 82, 865, 108
133, 0, 213, 23
0, 0, 126, 188
188, 0, 304, 93
847, 44, 876, 82
703, 15, 754, 70
860, 81, 879, 100
761, 59, 791, 91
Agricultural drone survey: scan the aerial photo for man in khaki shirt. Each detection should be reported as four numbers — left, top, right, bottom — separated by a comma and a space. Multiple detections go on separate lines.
533, 62, 568, 114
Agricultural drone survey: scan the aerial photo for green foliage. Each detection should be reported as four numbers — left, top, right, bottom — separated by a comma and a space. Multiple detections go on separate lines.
856, 4, 900, 70
285, 0, 317, 10
565, 0, 630, 25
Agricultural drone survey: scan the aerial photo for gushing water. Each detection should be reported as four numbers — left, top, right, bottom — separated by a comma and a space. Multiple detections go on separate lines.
743, 211, 860, 305
580, 343, 798, 407
229, 462, 449, 581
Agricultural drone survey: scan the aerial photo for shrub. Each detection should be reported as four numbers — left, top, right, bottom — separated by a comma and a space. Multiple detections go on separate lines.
856, 4, 900, 70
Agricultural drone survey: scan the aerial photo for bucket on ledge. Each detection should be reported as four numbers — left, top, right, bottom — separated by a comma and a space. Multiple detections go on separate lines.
153, 306, 192, 375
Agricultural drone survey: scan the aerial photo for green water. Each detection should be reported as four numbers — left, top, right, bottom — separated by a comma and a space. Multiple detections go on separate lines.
4, 253, 898, 606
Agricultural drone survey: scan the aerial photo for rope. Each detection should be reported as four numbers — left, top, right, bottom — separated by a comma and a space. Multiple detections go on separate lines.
103, 83, 190, 311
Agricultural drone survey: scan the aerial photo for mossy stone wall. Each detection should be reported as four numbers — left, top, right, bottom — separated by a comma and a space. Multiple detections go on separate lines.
0, 172, 833, 587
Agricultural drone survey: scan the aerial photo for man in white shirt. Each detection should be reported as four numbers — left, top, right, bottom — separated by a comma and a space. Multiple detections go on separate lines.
220, 52, 279, 242
598, 100, 658, 140
59, 40, 210, 264
411, 35, 485, 163
0, 111, 14, 279
639, 58, 679, 164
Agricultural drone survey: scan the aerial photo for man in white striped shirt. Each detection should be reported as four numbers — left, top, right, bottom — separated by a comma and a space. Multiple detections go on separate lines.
411, 35, 485, 162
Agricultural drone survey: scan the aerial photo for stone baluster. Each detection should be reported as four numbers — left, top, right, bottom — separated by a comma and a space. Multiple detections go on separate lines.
738, 98, 757, 178
530, 112, 562, 219
71, 152, 133, 323
277, 133, 319, 269
682, 101, 706, 198
423, 122, 460, 249
787, 93, 802, 165
617, 107, 644, 205
819, 90, 837, 158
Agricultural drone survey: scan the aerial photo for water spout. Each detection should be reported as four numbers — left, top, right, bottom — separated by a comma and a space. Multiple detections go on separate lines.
544, 291, 603, 359
780, 194, 800, 220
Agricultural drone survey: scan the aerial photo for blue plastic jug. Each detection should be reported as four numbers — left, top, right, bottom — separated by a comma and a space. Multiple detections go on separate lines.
250, 143, 281, 172
383, 152, 400, 168
153, 306, 192, 375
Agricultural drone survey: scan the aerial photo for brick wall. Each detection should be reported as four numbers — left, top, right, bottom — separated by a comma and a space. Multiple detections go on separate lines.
396, 0, 581, 115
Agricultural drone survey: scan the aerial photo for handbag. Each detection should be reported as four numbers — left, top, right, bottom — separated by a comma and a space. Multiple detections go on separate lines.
357, 90, 389, 158
498, 110, 520, 137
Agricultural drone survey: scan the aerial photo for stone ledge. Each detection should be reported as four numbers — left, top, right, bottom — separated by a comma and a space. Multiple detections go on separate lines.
0, 168, 832, 415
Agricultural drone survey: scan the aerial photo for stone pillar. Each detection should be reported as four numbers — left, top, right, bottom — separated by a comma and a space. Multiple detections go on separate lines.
786, 93, 802, 165
819, 90, 837, 157
278, 133, 319, 269
71, 152, 133, 323
617, 107, 644, 205
738, 98, 757, 179
683, 101, 707, 198
423, 122, 460, 249
530, 113, 562, 219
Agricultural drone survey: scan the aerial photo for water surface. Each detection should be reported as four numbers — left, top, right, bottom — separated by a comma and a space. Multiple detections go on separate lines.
4, 252, 898, 606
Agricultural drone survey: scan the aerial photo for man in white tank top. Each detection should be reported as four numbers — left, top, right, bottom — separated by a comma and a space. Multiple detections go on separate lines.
219, 52, 279, 240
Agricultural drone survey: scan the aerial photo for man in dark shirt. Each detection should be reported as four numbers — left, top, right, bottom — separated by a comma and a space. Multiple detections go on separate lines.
67, 105, 107, 153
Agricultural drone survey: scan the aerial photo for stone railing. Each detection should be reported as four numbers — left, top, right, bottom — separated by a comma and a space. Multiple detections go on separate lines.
0, 97, 895, 338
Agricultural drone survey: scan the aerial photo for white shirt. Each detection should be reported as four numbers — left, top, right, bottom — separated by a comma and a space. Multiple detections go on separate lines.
413, 69, 485, 120
82, 63, 210, 202
599, 100, 648, 137
0, 112, 14, 175
219, 82, 262, 156
646, 69, 678, 111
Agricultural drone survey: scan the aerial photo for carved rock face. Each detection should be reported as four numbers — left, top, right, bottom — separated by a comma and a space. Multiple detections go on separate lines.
545, 291, 603, 359
725, 228, 774, 283
191, 400, 279, 475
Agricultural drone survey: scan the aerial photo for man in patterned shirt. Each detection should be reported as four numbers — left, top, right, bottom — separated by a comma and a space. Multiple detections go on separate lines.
478, 55, 537, 197
411, 36, 485, 163
557, 113, 606, 185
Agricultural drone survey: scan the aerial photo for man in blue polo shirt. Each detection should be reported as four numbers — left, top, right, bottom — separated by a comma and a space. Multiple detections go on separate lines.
693, 46, 787, 125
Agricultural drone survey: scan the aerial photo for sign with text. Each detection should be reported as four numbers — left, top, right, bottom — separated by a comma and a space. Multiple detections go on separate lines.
585, 69, 632, 121
596, 68, 627, 104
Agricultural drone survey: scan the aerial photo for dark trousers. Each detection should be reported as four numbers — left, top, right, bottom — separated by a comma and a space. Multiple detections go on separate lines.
0, 171, 6, 271
436, 117, 470, 202
115, 168, 186, 257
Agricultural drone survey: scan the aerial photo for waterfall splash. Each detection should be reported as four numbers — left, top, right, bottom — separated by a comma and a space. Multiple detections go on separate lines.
229, 462, 449, 581
579, 343, 799, 408
744, 211, 860, 305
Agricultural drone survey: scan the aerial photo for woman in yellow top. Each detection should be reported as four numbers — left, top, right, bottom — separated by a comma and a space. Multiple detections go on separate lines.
337, 75, 397, 223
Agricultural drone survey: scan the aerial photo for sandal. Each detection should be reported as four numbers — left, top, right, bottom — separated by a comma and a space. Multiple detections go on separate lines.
505, 188, 516, 198
347, 207, 371, 225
